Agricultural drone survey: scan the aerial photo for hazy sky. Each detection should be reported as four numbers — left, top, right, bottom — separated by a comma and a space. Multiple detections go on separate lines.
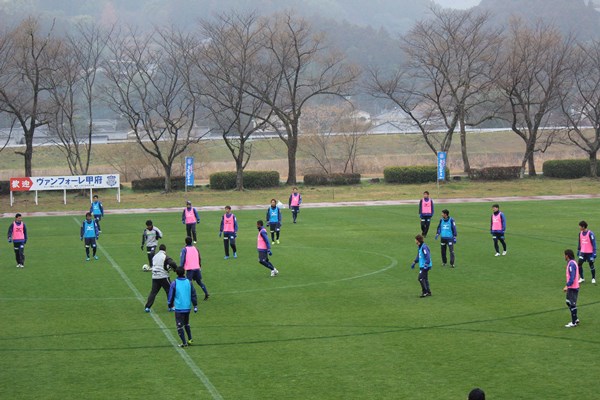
436, 0, 480, 8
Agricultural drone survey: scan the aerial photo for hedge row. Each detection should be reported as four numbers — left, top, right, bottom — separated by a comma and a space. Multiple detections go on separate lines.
469, 166, 521, 181
303, 173, 361, 186
132, 176, 185, 191
383, 166, 447, 184
543, 159, 592, 178
209, 171, 280, 190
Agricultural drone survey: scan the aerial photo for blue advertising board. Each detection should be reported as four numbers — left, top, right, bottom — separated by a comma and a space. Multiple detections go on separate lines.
437, 152, 446, 181
185, 157, 194, 187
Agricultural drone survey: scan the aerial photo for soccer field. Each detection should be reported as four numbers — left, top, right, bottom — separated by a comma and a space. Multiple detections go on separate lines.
1, 199, 600, 399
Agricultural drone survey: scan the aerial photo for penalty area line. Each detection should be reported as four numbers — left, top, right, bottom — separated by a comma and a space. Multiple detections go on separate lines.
72, 218, 223, 400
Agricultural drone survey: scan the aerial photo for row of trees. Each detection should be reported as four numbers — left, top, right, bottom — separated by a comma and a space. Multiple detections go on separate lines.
370, 8, 600, 177
1, 8, 600, 191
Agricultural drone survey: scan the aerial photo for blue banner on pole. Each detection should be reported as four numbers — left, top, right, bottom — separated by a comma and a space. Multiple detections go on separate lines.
185, 157, 194, 187
437, 152, 446, 181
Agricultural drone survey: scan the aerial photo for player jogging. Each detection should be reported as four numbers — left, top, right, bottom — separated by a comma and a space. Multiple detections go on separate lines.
411, 234, 432, 297
90, 195, 104, 232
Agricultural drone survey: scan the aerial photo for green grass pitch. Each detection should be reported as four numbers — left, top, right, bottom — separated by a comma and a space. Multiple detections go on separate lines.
1, 199, 600, 399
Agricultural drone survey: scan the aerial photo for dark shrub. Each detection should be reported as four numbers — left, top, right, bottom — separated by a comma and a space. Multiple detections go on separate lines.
304, 173, 361, 186
209, 171, 280, 190
543, 159, 591, 178
132, 176, 185, 191
469, 166, 521, 181
383, 166, 448, 184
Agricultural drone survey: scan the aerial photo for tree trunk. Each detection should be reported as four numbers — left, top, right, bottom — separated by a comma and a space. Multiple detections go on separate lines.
459, 120, 470, 174
24, 129, 34, 177
590, 151, 598, 177
235, 158, 244, 191
163, 165, 172, 192
286, 136, 298, 185
527, 146, 536, 176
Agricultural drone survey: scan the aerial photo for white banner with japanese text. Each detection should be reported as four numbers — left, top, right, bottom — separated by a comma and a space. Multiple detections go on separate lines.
10, 174, 120, 192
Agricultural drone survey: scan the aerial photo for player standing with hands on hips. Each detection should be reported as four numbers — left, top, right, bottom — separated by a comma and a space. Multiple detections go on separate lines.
411, 234, 432, 297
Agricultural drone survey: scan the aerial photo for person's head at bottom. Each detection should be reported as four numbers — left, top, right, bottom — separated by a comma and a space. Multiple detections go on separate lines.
468, 388, 485, 400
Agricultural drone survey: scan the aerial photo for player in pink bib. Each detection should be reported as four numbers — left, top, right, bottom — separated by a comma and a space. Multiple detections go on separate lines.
7, 213, 27, 268
219, 206, 238, 259
490, 204, 507, 256
181, 200, 200, 243
577, 220, 596, 284
563, 249, 580, 328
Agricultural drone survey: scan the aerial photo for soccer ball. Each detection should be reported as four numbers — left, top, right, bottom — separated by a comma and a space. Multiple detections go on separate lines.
142, 264, 151, 271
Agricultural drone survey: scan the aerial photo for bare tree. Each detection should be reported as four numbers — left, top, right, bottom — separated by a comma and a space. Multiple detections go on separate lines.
248, 11, 359, 185
196, 11, 272, 190
559, 40, 600, 177
102, 26, 204, 192
369, 8, 501, 173
496, 19, 573, 176
301, 102, 368, 174
46, 22, 111, 175
0, 18, 62, 177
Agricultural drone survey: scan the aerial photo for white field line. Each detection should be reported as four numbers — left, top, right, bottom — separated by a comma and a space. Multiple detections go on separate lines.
72, 218, 223, 400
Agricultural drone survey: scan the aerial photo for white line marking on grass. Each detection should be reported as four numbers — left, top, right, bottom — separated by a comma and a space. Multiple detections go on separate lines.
218, 250, 398, 295
72, 218, 223, 400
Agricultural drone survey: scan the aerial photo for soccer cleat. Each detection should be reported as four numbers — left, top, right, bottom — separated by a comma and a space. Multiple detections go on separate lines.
193, 241, 197, 244
233, 253, 237, 259
144, 308, 151, 313
168, 307, 175, 312
576, 319, 580, 325
442, 263, 447, 267
420, 293, 429, 298
494, 253, 500, 257
94, 255, 99, 260
272, 241, 275, 245
204, 294, 210, 301
270, 268, 279, 277
276, 239, 280, 244
451, 264, 455, 268
187, 339, 194, 345
224, 256, 229, 260
592, 279, 597, 284
178, 343, 188, 348
86, 258, 90, 261
565, 322, 578, 328
502, 250, 507, 256
579, 278, 585, 283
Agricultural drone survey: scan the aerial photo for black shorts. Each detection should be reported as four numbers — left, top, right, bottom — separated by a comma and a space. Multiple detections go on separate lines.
566, 288, 579, 306
175, 312, 190, 327
268, 222, 281, 232
84, 238, 97, 247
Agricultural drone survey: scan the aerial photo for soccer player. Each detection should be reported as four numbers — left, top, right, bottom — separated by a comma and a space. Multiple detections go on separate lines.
577, 220, 596, 284
490, 204, 507, 256
563, 249, 580, 328
168, 267, 198, 347
256, 220, 279, 277
90, 194, 104, 232
7, 213, 27, 268
418, 191, 434, 237
219, 206, 238, 259
179, 236, 209, 300
181, 200, 200, 244
266, 198, 282, 244
411, 234, 432, 297
80, 212, 100, 261
435, 209, 457, 267
288, 187, 302, 223
144, 244, 175, 313
141, 220, 163, 266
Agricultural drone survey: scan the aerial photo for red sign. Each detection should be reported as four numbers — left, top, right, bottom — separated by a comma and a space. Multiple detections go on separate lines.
9, 177, 33, 192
